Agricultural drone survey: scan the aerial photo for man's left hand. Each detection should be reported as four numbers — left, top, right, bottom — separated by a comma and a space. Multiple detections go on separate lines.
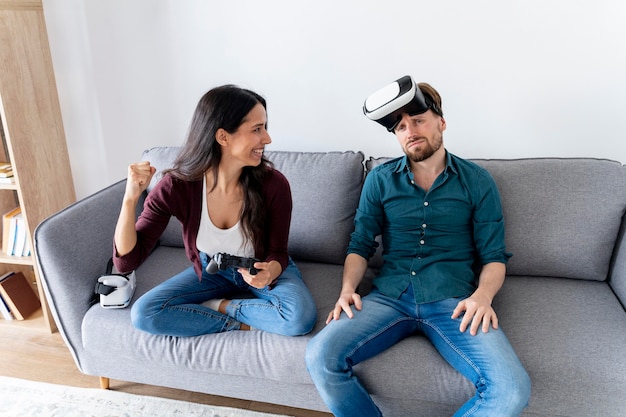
451, 291, 499, 336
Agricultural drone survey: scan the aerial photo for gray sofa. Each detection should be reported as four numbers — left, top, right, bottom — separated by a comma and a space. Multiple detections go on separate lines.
35, 148, 626, 417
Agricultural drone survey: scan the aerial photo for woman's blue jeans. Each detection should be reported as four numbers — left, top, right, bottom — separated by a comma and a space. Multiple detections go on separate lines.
131, 254, 316, 337
305, 286, 531, 417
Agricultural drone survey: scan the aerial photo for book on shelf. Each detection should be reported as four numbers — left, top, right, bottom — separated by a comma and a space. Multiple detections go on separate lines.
21, 231, 30, 257
0, 162, 14, 184
0, 163, 13, 178
0, 271, 40, 320
2, 206, 20, 255
0, 295, 13, 320
12, 213, 26, 256
0, 272, 13, 320
1, 207, 29, 257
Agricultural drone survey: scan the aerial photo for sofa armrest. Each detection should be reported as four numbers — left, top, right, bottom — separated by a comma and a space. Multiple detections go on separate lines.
34, 179, 131, 371
609, 215, 626, 310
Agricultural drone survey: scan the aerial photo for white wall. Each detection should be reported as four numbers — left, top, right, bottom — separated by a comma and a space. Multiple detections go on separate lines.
43, 0, 626, 199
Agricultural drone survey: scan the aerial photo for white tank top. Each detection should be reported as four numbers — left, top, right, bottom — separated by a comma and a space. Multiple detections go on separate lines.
196, 177, 254, 257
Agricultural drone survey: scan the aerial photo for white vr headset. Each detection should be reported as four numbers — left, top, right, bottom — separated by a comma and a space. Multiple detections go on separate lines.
363, 75, 441, 132
94, 264, 136, 309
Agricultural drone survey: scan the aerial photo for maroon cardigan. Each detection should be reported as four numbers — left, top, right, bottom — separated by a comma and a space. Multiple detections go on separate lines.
113, 168, 292, 279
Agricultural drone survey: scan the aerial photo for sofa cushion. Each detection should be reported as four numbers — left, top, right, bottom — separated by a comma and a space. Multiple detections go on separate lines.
81, 247, 476, 406
494, 275, 626, 416
266, 151, 364, 265
366, 156, 626, 281
474, 158, 626, 281
141, 147, 364, 265
81, 247, 338, 386
83, 246, 626, 416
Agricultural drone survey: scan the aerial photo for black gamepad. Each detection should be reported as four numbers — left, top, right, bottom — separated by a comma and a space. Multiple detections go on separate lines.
206, 253, 259, 275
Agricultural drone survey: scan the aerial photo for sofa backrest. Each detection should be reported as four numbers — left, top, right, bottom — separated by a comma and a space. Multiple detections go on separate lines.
141, 147, 364, 265
366, 156, 626, 281
266, 151, 364, 264
142, 147, 626, 281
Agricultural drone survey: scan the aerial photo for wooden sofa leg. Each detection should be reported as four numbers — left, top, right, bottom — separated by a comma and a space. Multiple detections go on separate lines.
99, 376, 110, 389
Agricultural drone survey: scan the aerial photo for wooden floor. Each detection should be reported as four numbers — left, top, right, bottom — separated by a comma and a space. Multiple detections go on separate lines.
0, 311, 331, 417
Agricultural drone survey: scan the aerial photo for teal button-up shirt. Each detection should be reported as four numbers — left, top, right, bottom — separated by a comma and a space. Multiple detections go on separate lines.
348, 151, 511, 304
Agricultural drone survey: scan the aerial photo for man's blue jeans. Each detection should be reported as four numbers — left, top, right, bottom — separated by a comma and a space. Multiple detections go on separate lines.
131, 254, 316, 337
305, 286, 531, 416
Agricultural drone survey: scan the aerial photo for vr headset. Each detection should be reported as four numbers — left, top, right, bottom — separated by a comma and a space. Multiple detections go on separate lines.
363, 75, 441, 132
94, 259, 136, 309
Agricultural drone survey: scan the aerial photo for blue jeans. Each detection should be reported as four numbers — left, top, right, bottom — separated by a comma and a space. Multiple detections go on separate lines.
131, 254, 316, 337
305, 286, 530, 417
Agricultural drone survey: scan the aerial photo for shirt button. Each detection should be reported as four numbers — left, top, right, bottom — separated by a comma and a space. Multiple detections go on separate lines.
422, 223, 427, 228
424, 202, 429, 206
420, 240, 425, 245
411, 271, 416, 276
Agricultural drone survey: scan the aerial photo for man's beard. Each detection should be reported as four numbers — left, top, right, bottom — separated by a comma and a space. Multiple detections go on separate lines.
405, 134, 443, 163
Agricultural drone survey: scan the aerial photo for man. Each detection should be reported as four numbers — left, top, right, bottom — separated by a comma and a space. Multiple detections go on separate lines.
305, 76, 530, 416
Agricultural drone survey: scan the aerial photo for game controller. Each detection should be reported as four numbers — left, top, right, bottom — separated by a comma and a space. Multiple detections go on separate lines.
206, 252, 260, 275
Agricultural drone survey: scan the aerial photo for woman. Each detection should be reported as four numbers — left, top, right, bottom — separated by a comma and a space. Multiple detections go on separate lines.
113, 85, 317, 337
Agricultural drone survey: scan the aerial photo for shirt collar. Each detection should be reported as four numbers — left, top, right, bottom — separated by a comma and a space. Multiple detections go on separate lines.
393, 150, 457, 175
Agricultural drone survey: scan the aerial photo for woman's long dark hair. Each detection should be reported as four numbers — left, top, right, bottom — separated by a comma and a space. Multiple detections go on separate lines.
166, 85, 273, 255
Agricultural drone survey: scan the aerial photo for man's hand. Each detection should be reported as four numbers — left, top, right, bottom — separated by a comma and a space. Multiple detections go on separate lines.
451, 290, 499, 336
326, 253, 368, 324
326, 291, 363, 324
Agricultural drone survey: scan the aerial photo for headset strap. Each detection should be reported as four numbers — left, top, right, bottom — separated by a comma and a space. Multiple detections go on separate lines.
94, 258, 128, 296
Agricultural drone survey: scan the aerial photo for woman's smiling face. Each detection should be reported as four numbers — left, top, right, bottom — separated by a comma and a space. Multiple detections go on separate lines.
220, 103, 271, 167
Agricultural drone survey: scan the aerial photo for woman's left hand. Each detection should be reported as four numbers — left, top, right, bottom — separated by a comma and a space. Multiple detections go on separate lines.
238, 260, 282, 289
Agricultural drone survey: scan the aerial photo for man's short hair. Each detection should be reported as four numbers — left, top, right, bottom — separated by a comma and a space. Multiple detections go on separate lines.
417, 82, 443, 118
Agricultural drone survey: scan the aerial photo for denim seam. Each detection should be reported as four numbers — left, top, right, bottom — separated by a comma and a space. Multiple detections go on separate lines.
421, 319, 481, 374
346, 316, 415, 359
420, 319, 485, 416
176, 303, 241, 328
157, 276, 240, 331
339, 324, 391, 417
157, 279, 234, 309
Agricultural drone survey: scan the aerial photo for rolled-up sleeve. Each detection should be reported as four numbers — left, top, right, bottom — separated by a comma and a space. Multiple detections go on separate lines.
472, 171, 512, 265
347, 170, 384, 261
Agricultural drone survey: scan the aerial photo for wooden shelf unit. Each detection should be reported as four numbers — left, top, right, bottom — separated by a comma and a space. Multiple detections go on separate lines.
0, 0, 76, 332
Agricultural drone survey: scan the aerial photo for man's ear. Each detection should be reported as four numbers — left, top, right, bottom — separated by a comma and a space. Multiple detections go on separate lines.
440, 116, 447, 132
215, 128, 228, 146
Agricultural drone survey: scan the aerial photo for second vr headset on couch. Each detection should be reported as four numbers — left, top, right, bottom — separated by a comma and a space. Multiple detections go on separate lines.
363, 75, 442, 132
